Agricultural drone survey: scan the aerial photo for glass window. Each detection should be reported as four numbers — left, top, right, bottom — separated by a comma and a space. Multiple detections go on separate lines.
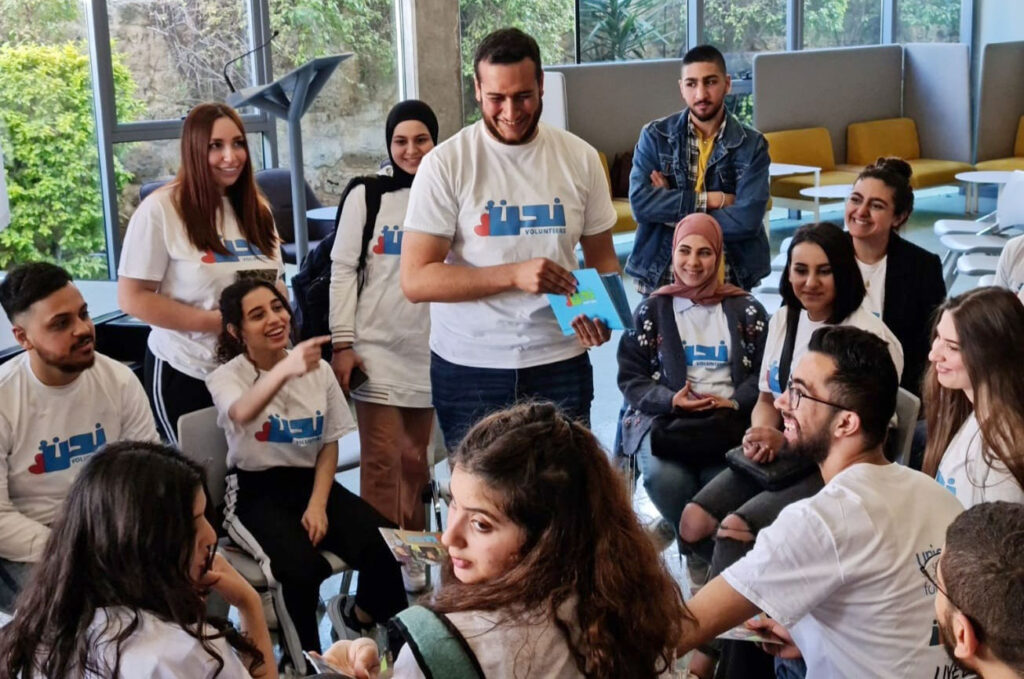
107, 0, 255, 122
458, 0, 576, 124
269, 0, 400, 205
896, 0, 961, 42
0, 2, 117, 280
804, 0, 882, 48
579, 0, 686, 64
703, 0, 785, 75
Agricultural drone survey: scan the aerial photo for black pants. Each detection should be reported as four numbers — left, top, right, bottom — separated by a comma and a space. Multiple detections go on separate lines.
225, 467, 406, 652
143, 348, 213, 445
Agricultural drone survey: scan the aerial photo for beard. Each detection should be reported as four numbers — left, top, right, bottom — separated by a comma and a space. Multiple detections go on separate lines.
482, 99, 543, 146
36, 338, 95, 374
788, 422, 831, 465
690, 99, 724, 123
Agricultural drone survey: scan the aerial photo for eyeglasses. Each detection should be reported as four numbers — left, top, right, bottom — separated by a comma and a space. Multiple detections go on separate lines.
920, 551, 957, 608
786, 380, 849, 411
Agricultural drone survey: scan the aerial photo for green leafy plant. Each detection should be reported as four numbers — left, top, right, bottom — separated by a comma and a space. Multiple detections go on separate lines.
458, 0, 576, 123
0, 43, 142, 278
580, 0, 658, 62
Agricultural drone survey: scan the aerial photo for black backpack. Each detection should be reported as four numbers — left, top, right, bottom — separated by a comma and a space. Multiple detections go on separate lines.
291, 177, 382, 357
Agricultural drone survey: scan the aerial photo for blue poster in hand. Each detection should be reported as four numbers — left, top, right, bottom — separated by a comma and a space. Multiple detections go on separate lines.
546, 269, 634, 335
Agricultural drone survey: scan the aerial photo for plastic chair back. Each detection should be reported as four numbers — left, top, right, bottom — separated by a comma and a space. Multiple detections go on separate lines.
996, 171, 1024, 230
894, 388, 921, 467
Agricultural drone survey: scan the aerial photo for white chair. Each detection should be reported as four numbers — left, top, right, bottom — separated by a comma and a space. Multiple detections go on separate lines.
956, 253, 1001, 279
940, 172, 1024, 287
893, 387, 921, 467
978, 274, 996, 287
177, 407, 352, 675
769, 237, 793, 272
753, 269, 782, 295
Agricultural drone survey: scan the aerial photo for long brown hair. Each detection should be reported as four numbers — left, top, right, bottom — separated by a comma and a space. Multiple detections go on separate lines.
0, 442, 264, 678
922, 288, 1024, 493
431, 402, 690, 678
170, 103, 276, 258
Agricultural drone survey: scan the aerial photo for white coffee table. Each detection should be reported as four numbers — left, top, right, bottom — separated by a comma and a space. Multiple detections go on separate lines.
306, 206, 338, 222
955, 171, 1017, 214
798, 184, 852, 222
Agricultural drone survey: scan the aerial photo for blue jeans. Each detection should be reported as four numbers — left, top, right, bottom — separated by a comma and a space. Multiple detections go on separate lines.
636, 432, 726, 533
775, 657, 808, 679
431, 351, 593, 450
0, 557, 34, 613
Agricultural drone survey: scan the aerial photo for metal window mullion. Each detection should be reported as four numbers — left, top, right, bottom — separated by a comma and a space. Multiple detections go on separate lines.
688, 0, 702, 49
882, 0, 895, 43
959, 0, 974, 45
787, 0, 803, 51
85, 0, 120, 280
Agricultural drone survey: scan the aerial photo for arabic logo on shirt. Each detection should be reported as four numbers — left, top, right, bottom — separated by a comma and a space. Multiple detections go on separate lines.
934, 471, 957, 497
254, 412, 325, 446
371, 225, 403, 255
684, 342, 729, 368
201, 238, 268, 263
29, 424, 107, 474
473, 199, 567, 237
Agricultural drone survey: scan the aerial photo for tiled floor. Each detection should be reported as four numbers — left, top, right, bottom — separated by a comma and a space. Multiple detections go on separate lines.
309, 186, 996, 654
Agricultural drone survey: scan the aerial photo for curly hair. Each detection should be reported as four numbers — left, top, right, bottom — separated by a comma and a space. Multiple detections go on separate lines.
0, 441, 264, 678
430, 402, 690, 678
214, 277, 294, 366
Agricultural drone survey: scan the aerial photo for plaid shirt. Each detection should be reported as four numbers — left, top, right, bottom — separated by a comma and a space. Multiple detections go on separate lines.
686, 114, 728, 214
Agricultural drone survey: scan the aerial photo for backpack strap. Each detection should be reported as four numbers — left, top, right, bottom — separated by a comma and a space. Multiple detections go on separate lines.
390, 606, 485, 679
356, 181, 383, 294
777, 305, 801, 391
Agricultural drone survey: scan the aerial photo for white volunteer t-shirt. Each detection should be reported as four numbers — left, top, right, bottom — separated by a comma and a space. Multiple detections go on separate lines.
855, 256, 887, 318
723, 463, 965, 679
673, 298, 734, 399
329, 184, 431, 407
405, 121, 617, 369
758, 305, 904, 396
0, 353, 158, 562
78, 607, 250, 678
935, 411, 1024, 508
995, 233, 1024, 304
118, 187, 284, 380
205, 354, 356, 471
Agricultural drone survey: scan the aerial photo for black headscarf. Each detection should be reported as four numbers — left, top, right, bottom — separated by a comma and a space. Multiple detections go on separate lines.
383, 99, 439, 190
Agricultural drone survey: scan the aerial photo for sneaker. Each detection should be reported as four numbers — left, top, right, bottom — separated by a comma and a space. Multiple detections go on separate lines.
686, 557, 711, 594
645, 516, 676, 553
402, 560, 428, 593
328, 594, 372, 640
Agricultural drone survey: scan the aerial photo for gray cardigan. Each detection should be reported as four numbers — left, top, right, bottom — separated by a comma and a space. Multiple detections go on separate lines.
616, 293, 768, 456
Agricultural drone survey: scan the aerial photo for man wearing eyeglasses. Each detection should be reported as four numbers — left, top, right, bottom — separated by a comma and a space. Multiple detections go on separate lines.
676, 325, 964, 678
927, 502, 1024, 679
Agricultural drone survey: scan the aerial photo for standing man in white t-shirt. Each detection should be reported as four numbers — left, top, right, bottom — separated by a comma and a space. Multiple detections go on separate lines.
0, 263, 159, 612
677, 326, 963, 678
401, 28, 619, 448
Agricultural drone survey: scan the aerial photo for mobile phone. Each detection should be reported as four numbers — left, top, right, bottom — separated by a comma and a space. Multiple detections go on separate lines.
202, 543, 218, 575
303, 651, 356, 677
349, 365, 369, 391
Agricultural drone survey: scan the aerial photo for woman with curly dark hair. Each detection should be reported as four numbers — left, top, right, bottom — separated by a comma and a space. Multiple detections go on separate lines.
325, 401, 690, 678
0, 441, 275, 678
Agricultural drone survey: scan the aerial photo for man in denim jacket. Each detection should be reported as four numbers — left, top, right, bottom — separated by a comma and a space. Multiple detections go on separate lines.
626, 45, 770, 293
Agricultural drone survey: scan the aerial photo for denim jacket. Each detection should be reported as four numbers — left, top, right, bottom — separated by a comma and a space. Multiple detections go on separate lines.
625, 109, 771, 291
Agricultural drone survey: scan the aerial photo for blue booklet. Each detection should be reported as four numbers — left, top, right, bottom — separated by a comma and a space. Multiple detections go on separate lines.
546, 269, 634, 335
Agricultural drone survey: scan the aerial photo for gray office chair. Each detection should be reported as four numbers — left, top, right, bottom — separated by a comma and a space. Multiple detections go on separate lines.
893, 387, 921, 467
177, 407, 352, 675
254, 168, 335, 264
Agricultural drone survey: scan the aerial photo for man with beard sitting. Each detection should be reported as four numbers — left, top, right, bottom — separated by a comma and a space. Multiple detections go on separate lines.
676, 325, 964, 678
0, 262, 157, 611
930, 501, 1024, 679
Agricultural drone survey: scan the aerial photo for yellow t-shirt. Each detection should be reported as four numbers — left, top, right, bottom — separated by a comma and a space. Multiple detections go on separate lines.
694, 132, 716, 195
